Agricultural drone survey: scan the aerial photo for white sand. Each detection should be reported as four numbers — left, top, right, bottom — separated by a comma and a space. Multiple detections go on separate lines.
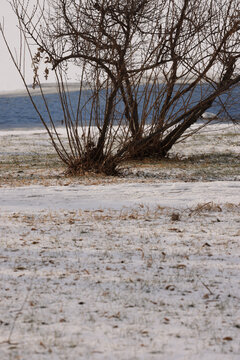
0, 125, 240, 359
0, 83, 83, 98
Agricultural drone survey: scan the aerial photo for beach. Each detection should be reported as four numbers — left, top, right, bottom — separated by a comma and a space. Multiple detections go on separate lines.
0, 124, 240, 359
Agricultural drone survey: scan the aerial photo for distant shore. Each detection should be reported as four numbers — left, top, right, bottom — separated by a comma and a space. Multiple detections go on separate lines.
0, 82, 82, 97
0, 76, 205, 97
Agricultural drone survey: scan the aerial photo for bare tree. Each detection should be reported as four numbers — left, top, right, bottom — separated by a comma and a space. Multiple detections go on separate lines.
1, 0, 240, 174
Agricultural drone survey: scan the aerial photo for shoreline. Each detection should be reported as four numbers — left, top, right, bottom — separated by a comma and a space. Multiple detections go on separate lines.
0, 76, 230, 98
0, 83, 83, 98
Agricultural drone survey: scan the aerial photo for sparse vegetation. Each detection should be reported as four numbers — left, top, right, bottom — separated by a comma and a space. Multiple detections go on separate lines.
0, 125, 239, 185
0, 124, 240, 358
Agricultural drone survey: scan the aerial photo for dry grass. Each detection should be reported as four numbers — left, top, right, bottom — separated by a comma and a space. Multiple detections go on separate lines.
0, 125, 239, 186
124, 152, 240, 181
1, 149, 239, 187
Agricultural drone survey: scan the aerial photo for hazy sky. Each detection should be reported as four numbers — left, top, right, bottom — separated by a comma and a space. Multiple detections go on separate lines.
0, 0, 60, 92
0, 0, 26, 91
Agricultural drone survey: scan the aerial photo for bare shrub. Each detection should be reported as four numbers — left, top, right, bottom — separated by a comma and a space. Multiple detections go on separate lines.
1, 0, 239, 174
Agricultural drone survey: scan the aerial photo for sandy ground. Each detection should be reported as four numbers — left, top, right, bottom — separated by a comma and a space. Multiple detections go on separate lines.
0, 124, 240, 359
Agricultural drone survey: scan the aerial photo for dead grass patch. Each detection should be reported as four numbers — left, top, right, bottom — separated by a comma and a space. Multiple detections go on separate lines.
188, 202, 240, 217
189, 202, 223, 216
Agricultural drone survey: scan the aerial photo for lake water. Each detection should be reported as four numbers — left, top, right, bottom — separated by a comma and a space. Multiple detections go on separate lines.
0, 85, 239, 130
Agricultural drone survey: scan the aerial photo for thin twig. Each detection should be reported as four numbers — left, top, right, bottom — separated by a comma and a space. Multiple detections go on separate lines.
201, 280, 214, 295
0, 276, 34, 345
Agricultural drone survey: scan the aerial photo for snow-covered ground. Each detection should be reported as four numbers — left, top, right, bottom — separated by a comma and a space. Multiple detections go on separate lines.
0, 124, 240, 359
0, 181, 240, 212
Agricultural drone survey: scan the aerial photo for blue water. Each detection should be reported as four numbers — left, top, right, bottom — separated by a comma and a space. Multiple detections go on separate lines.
0, 85, 239, 129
